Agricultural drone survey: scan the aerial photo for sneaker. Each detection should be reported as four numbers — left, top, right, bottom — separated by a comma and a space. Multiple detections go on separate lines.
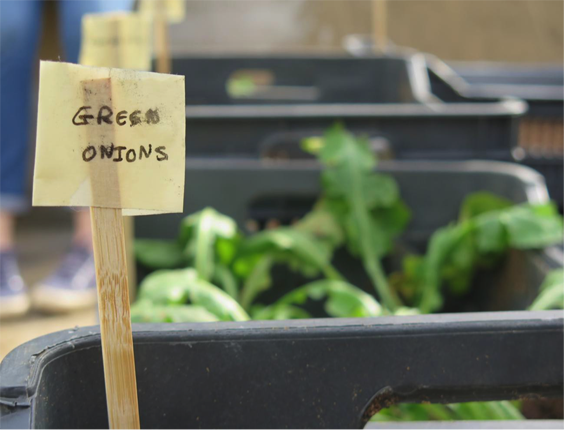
32, 245, 97, 313
0, 251, 30, 319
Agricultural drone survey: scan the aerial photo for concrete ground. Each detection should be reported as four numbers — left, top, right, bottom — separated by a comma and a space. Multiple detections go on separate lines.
0, 208, 97, 360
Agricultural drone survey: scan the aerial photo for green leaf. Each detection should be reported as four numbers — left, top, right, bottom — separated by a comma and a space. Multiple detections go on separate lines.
418, 222, 474, 313
449, 401, 523, 420
502, 203, 563, 249
410, 200, 563, 314
362, 174, 400, 209
529, 269, 564, 311
239, 227, 342, 280
256, 280, 382, 320
319, 123, 375, 170
311, 124, 404, 311
300, 136, 324, 155
252, 304, 311, 320
294, 203, 345, 251
179, 208, 240, 282
441, 231, 476, 295
373, 404, 454, 422
238, 255, 273, 310
495, 401, 525, 420
226, 75, 256, 98
393, 307, 420, 316
459, 191, 513, 221
136, 268, 250, 321
372, 199, 412, 236
137, 269, 196, 305
342, 211, 390, 258
474, 214, 508, 254
131, 300, 220, 323
135, 239, 186, 269
213, 263, 239, 299
389, 255, 425, 304
189, 278, 250, 322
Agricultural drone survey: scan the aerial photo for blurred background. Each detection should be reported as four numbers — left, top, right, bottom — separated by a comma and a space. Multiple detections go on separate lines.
1, 0, 563, 357
0, 0, 563, 426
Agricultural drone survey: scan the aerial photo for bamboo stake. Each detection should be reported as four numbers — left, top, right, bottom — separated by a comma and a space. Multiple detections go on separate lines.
83, 78, 140, 429
124, 215, 137, 301
155, 2, 171, 74
91, 207, 140, 429
372, 0, 388, 53
34, 58, 183, 428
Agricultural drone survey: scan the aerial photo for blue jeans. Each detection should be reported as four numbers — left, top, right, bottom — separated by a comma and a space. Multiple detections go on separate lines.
0, 0, 133, 213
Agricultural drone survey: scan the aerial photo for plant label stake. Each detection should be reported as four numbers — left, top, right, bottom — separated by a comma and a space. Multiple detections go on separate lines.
80, 12, 152, 71
139, 0, 186, 73
372, 0, 388, 52
33, 62, 185, 428
79, 11, 153, 300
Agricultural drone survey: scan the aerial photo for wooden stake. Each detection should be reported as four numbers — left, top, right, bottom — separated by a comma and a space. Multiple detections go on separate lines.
155, 2, 171, 74
34, 59, 183, 429
124, 216, 137, 302
372, 0, 388, 53
83, 78, 140, 429
91, 207, 140, 429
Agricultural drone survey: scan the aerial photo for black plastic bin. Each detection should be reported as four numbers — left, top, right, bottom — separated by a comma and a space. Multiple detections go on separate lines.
427, 57, 563, 209
0, 312, 562, 429
136, 159, 562, 312
175, 54, 525, 160
1, 161, 563, 429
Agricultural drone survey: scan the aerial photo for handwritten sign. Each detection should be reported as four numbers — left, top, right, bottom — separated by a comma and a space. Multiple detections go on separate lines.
139, 0, 185, 23
79, 13, 152, 71
33, 61, 185, 215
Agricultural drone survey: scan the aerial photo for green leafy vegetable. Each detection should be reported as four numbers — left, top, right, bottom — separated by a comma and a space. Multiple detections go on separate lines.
132, 124, 562, 425
135, 239, 186, 269
503, 203, 563, 249
239, 227, 342, 280
131, 300, 220, 323
410, 194, 563, 313
237, 255, 273, 310
449, 401, 524, 420
312, 124, 406, 310
529, 269, 564, 311
459, 191, 513, 221
179, 208, 241, 282
253, 279, 382, 320
373, 401, 523, 422
134, 268, 249, 321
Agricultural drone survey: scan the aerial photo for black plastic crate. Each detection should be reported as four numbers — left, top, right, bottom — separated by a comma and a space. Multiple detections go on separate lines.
427, 57, 563, 209
174, 54, 525, 160
0, 312, 562, 428
2, 160, 562, 429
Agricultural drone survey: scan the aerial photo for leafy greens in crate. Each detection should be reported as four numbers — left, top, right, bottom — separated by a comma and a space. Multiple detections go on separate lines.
133, 124, 563, 422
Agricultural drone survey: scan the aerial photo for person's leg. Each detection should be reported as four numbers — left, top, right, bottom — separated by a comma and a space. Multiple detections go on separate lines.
0, 0, 44, 318
0, 0, 44, 223
32, 0, 133, 313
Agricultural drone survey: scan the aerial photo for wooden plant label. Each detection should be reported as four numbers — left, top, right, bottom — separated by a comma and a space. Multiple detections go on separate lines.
33, 61, 185, 429
80, 12, 152, 71
139, 0, 186, 23
372, 0, 388, 52
33, 61, 185, 215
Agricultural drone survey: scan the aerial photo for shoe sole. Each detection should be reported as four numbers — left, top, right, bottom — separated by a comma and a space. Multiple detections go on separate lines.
0, 294, 31, 319
32, 286, 97, 314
